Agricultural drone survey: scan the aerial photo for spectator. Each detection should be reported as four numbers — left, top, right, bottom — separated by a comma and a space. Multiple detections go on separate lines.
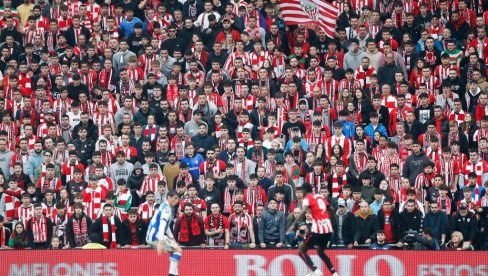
353, 201, 380, 246
66, 202, 93, 248
444, 231, 473, 250
26, 203, 54, 249
259, 198, 286, 248
204, 202, 230, 249
369, 230, 393, 250
121, 209, 148, 248
450, 203, 478, 248
0, 215, 11, 248
333, 199, 354, 248
173, 203, 206, 247
423, 201, 449, 244
228, 200, 256, 249
91, 204, 123, 248
399, 199, 424, 234
9, 222, 28, 249
377, 199, 402, 244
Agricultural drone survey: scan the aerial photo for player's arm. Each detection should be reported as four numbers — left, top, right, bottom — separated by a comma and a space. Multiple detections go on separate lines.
286, 200, 309, 234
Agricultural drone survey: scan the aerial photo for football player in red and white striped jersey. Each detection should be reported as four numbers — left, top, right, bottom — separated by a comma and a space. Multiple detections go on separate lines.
287, 183, 338, 276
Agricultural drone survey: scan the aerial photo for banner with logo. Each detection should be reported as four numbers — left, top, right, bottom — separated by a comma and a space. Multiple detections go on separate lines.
3, 250, 487, 276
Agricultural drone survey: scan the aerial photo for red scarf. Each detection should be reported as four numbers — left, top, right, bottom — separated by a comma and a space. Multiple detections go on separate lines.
32, 216, 47, 243
332, 172, 347, 197
234, 159, 247, 181
179, 214, 201, 242
0, 227, 6, 247
102, 216, 117, 248
251, 149, 265, 167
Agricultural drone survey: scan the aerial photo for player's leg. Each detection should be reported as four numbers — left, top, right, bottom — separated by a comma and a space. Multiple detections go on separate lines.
298, 235, 318, 273
168, 246, 182, 276
167, 237, 183, 276
316, 233, 338, 276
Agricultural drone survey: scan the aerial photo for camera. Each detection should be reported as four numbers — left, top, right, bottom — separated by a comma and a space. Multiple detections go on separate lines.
299, 229, 306, 235
400, 230, 418, 249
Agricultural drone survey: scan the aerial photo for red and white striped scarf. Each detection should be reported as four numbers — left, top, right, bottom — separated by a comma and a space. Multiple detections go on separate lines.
439, 160, 455, 190
41, 177, 59, 194
32, 216, 47, 243
85, 187, 103, 221
102, 215, 117, 248
437, 196, 452, 215
143, 125, 158, 142
387, 176, 402, 193
138, 203, 155, 223
221, 94, 234, 114
251, 149, 265, 167
223, 187, 236, 214
353, 151, 368, 174
245, 186, 264, 216
414, 173, 434, 204
331, 172, 347, 198
263, 159, 276, 178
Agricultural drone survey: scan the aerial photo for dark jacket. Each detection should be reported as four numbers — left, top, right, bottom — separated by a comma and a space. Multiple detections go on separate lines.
442, 131, 469, 155
423, 211, 449, 242
66, 26, 91, 47
404, 120, 424, 139
354, 209, 380, 243
66, 214, 93, 248
127, 165, 146, 207
358, 169, 385, 189
377, 208, 402, 242
403, 152, 430, 184
71, 138, 95, 166
26, 216, 54, 248
121, 218, 148, 246
399, 208, 424, 233
191, 134, 216, 155
377, 63, 403, 86
450, 212, 478, 243
72, 119, 98, 141
333, 210, 355, 246
91, 215, 124, 248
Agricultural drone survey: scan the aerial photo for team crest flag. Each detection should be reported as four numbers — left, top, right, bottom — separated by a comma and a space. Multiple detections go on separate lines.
280, 0, 338, 38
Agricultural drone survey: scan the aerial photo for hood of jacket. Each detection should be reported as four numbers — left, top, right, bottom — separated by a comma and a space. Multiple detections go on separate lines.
356, 208, 373, 220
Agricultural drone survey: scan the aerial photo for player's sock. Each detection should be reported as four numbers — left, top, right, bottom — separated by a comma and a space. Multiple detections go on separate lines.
169, 253, 182, 275
299, 252, 317, 271
317, 248, 336, 274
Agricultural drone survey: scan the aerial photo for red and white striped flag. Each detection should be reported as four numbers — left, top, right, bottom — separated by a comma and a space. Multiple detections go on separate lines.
280, 0, 338, 38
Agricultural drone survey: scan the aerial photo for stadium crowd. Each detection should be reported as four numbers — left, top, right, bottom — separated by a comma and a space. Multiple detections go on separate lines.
0, 0, 487, 251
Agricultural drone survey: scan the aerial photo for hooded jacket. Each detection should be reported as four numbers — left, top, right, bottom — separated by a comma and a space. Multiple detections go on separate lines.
354, 208, 380, 243
127, 162, 145, 207
344, 48, 366, 70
